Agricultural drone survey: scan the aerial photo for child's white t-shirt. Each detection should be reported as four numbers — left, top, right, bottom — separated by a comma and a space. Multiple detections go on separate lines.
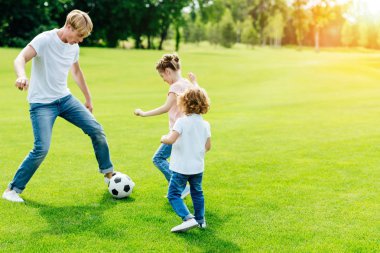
28, 29, 79, 103
170, 114, 211, 175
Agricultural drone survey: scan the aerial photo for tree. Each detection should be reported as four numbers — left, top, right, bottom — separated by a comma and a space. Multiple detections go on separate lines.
309, 0, 336, 52
357, 21, 369, 48
197, 0, 225, 23
220, 9, 236, 48
241, 17, 259, 47
291, 0, 309, 49
265, 10, 285, 47
0, 0, 66, 47
206, 22, 221, 46
249, 0, 272, 46
154, 0, 190, 50
341, 20, 355, 47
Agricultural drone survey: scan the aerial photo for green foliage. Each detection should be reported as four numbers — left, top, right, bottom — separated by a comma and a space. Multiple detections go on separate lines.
205, 22, 221, 46
2, 0, 380, 50
183, 15, 206, 44
265, 10, 285, 46
309, 0, 336, 51
0, 0, 190, 49
241, 17, 259, 46
291, 0, 310, 47
220, 9, 236, 48
196, 0, 225, 23
0, 0, 60, 47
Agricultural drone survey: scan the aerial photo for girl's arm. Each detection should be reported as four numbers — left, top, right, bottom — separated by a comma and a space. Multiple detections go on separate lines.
134, 92, 177, 117
161, 130, 180, 144
205, 138, 211, 152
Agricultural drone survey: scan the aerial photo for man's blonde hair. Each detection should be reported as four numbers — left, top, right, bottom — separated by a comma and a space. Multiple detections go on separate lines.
65, 10, 93, 37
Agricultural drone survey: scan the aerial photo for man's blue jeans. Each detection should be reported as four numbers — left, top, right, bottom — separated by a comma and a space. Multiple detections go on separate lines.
167, 171, 205, 224
8, 94, 113, 193
152, 143, 172, 182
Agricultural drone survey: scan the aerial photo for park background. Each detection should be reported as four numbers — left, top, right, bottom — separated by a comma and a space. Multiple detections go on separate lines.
0, 0, 379, 252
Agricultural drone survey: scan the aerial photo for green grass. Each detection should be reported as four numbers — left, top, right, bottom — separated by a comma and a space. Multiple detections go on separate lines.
0, 45, 379, 252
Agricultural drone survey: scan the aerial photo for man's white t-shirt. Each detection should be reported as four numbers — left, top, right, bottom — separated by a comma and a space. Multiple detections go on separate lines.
28, 29, 79, 103
170, 114, 211, 175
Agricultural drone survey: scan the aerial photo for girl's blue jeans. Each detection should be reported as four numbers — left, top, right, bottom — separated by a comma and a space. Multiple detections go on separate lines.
167, 171, 205, 224
152, 143, 172, 182
8, 94, 113, 193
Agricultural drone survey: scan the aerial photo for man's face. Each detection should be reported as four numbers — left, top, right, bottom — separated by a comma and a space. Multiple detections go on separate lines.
65, 25, 85, 44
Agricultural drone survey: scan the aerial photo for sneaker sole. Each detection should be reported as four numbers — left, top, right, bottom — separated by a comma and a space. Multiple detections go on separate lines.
2, 196, 24, 203
172, 223, 199, 233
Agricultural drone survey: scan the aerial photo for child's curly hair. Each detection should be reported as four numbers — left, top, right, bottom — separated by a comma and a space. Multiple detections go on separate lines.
156, 54, 180, 72
178, 88, 210, 115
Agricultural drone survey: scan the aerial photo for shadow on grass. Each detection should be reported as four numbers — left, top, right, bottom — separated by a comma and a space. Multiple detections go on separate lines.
170, 208, 241, 252
24, 191, 134, 238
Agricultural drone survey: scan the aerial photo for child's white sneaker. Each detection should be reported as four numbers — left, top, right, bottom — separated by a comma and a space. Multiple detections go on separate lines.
2, 190, 24, 203
198, 221, 207, 229
171, 218, 198, 233
180, 185, 190, 199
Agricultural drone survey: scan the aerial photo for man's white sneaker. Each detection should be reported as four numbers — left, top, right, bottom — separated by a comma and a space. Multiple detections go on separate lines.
180, 185, 190, 199
104, 172, 120, 185
2, 190, 24, 203
171, 218, 198, 233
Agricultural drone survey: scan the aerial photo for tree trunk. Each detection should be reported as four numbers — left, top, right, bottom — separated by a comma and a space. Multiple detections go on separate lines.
315, 28, 320, 53
134, 34, 142, 49
158, 24, 169, 50
147, 35, 151, 49
175, 25, 180, 52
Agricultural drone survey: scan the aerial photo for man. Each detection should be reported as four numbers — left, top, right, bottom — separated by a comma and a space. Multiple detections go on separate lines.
3, 10, 114, 202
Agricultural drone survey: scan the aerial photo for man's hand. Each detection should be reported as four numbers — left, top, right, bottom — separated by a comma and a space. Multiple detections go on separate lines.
134, 108, 145, 117
85, 100, 93, 113
15, 76, 29, 91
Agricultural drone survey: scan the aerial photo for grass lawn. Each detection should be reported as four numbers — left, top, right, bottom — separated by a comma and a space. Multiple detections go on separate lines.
0, 45, 379, 252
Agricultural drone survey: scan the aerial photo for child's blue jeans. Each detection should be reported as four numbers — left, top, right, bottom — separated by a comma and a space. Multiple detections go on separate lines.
167, 171, 205, 224
8, 94, 114, 193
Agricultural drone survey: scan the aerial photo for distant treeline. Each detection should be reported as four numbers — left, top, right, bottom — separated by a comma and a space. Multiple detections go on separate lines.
1, 0, 379, 51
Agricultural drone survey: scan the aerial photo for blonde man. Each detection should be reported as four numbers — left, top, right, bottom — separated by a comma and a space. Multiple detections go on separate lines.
3, 10, 115, 202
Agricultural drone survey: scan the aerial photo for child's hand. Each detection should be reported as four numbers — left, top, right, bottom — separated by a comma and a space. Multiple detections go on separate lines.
134, 108, 145, 116
188, 72, 197, 84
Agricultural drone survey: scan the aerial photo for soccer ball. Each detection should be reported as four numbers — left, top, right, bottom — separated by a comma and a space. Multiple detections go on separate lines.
108, 173, 135, 199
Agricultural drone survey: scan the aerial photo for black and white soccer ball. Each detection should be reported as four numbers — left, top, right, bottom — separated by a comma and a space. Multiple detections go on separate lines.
108, 173, 135, 199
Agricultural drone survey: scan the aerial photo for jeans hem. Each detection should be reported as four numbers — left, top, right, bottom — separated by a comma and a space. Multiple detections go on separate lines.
196, 218, 204, 224
99, 167, 114, 174
184, 214, 195, 221
8, 184, 23, 194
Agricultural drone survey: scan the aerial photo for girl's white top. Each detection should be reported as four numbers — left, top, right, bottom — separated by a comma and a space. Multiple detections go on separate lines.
168, 78, 194, 130
170, 114, 211, 175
